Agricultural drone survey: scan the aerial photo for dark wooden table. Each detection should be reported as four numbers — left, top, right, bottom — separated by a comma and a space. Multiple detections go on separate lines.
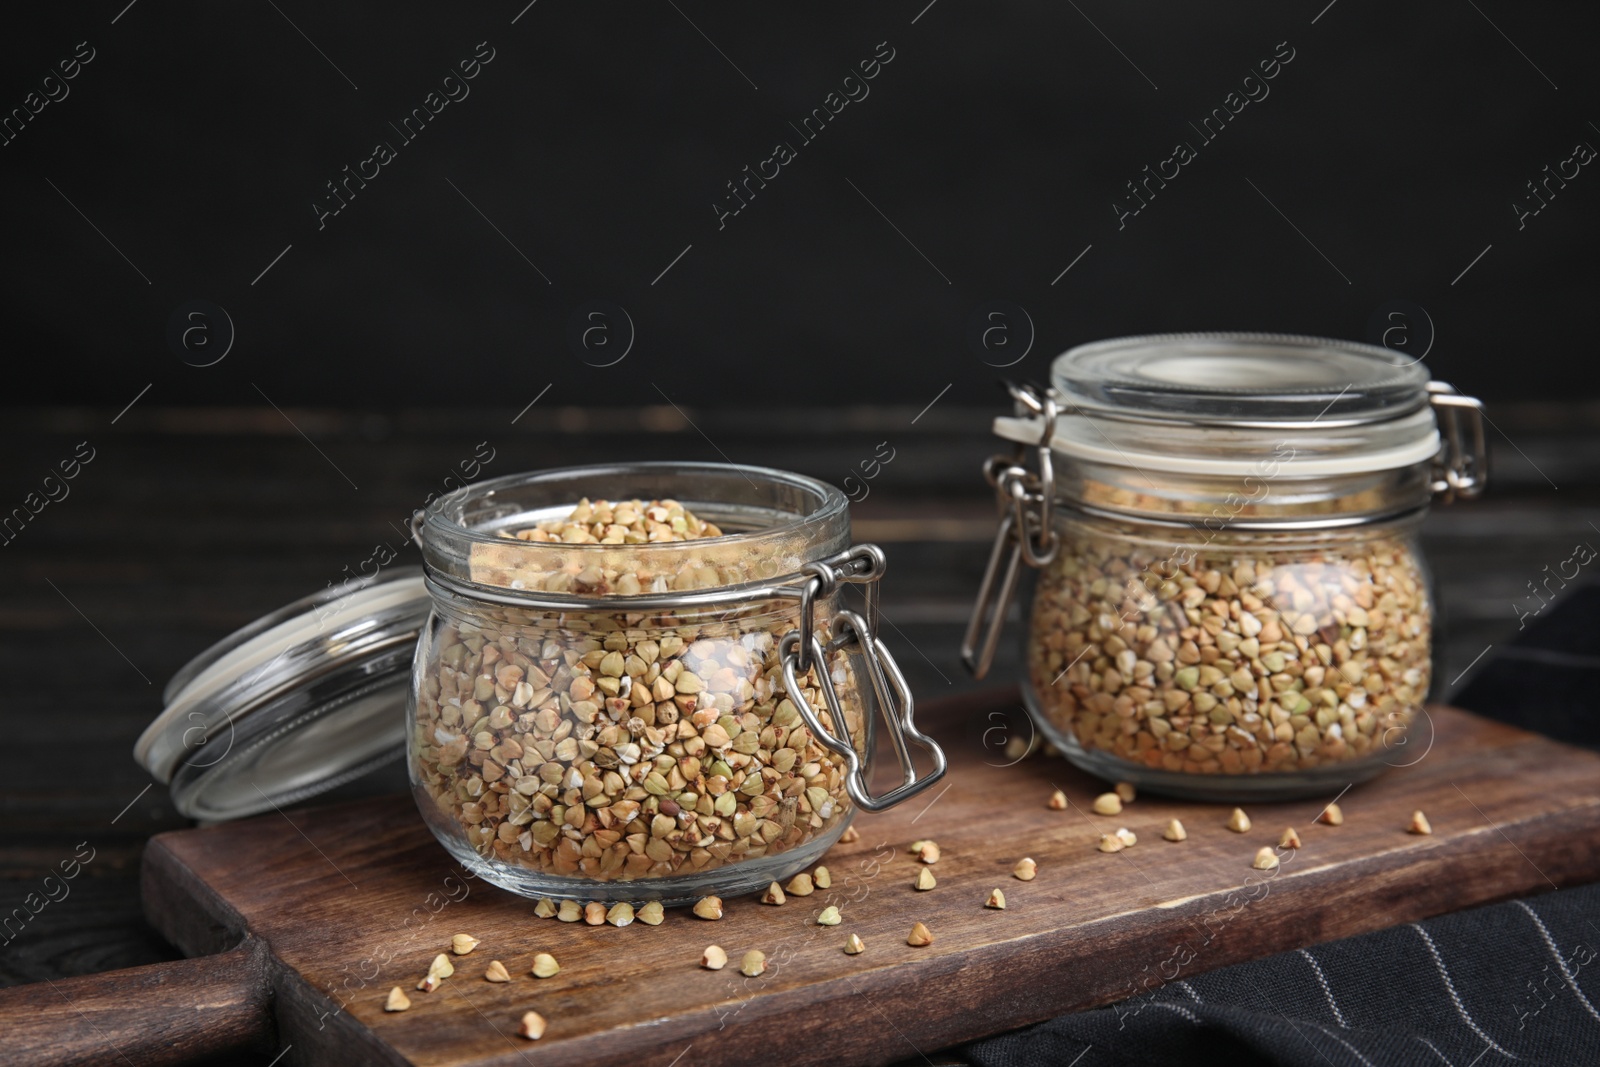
1, 400, 1595, 1064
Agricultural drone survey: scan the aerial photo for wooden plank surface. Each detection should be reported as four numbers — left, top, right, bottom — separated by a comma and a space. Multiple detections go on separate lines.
141, 690, 1600, 1067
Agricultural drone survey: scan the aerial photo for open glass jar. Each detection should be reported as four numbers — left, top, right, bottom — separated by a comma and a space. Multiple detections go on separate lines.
964, 334, 1486, 800
411, 462, 945, 903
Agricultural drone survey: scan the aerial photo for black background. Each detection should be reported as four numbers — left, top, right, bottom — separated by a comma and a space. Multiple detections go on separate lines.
2, 0, 1596, 408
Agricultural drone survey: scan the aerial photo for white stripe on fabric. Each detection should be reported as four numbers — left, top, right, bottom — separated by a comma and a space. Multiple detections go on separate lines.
1150, 1001, 1201, 1024
1300, 948, 1349, 1027
1308, 1021, 1376, 1067
1410, 924, 1516, 1059
1417, 1036, 1456, 1066
1515, 900, 1600, 1025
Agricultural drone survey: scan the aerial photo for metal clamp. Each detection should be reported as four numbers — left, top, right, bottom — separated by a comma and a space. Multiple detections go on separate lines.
962, 383, 1061, 679
791, 544, 884, 673
779, 546, 946, 813
1427, 382, 1488, 504
994, 382, 1061, 568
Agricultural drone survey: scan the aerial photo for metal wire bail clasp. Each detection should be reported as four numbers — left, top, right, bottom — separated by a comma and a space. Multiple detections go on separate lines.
961, 382, 1061, 679
778, 545, 946, 813
1427, 381, 1488, 504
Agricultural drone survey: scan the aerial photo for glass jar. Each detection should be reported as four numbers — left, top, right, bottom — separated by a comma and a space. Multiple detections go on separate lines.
965, 333, 1486, 800
411, 462, 945, 902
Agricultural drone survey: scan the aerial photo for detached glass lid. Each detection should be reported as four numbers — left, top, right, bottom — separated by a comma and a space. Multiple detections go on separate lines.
1052, 332, 1432, 426
134, 568, 430, 821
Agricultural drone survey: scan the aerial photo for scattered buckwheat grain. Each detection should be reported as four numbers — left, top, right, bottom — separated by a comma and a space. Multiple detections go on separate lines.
417, 953, 454, 992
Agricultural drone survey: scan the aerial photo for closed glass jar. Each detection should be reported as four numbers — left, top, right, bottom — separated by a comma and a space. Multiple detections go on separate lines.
966, 334, 1485, 800
411, 462, 943, 902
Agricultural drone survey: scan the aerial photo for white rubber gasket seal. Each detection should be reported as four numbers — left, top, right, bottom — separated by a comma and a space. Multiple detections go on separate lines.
994, 415, 1441, 477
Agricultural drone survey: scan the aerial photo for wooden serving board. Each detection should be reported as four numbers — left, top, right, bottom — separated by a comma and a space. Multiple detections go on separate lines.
10, 690, 1600, 1067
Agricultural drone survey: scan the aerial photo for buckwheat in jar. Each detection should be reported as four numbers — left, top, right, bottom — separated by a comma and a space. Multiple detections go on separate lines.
411, 462, 945, 902
964, 334, 1486, 800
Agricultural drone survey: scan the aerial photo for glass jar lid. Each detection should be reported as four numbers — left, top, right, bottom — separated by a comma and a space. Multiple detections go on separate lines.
1052, 332, 1431, 427
134, 568, 430, 821
994, 333, 1448, 479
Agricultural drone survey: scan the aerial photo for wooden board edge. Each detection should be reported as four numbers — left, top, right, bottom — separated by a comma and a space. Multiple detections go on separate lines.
271, 960, 415, 1067
145, 831, 418, 1066
141, 829, 252, 958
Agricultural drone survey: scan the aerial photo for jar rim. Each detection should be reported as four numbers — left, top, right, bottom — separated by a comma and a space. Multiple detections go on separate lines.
418, 461, 853, 599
